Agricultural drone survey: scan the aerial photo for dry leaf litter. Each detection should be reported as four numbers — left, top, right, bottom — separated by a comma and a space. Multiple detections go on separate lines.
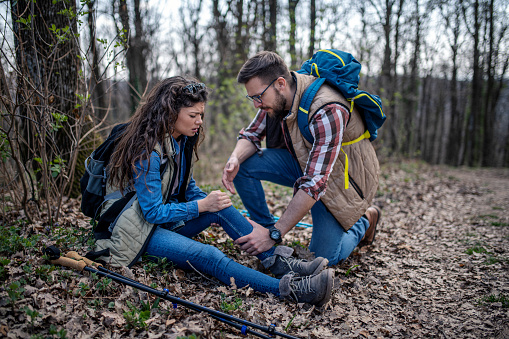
0, 161, 508, 338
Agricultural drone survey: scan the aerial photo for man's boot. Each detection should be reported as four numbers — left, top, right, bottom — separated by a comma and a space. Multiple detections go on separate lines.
359, 205, 382, 247
279, 269, 334, 306
261, 246, 329, 279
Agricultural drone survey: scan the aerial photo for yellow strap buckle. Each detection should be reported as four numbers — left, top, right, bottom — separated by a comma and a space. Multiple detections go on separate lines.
342, 130, 370, 146
340, 129, 370, 190
341, 148, 349, 190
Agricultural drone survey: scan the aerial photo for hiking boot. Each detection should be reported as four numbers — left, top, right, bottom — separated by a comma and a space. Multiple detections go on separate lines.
279, 269, 334, 306
261, 246, 329, 279
359, 205, 382, 247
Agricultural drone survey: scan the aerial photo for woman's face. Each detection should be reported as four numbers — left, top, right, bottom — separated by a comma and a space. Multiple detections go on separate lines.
172, 102, 205, 139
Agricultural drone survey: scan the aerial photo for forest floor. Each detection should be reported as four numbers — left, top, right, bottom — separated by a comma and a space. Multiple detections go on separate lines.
0, 160, 508, 338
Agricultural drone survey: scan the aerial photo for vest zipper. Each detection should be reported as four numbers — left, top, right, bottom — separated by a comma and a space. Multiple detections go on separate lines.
349, 176, 365, 200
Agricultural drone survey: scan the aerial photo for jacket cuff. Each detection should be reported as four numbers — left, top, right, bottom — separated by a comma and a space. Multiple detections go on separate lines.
187, 201, 200, 219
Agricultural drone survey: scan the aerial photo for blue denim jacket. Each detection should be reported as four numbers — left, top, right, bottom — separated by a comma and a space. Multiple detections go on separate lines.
133, 136, 206, 226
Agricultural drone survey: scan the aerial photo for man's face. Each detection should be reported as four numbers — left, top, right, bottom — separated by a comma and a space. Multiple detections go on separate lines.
245, 77, 287, 119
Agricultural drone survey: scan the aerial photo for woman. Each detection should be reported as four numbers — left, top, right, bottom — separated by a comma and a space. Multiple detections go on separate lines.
95, 76, 333, 306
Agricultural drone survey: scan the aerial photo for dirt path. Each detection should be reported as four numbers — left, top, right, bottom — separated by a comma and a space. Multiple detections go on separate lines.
325, 162, 509, 338
1, 162, 508, 338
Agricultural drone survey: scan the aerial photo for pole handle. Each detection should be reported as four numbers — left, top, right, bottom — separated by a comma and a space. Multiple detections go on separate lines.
66, 251, 102, 267
51, 256, 87, 271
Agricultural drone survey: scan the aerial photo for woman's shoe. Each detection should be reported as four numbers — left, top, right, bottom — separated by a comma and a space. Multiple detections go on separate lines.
279, 269, 334, 306
262, 245, 329, 279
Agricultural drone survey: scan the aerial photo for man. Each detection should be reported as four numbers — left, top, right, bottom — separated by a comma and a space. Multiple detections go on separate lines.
222, 51, 381, 266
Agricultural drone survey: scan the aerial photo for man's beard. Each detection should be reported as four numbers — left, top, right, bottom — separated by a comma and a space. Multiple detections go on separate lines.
264, 90, 287, 120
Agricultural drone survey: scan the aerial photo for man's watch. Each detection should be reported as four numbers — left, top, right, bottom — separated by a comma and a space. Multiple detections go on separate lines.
268, 226, 282, 244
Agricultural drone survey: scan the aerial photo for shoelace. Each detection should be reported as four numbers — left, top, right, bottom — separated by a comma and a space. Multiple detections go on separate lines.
288, 273, 313, 302
280, 256, 306, 271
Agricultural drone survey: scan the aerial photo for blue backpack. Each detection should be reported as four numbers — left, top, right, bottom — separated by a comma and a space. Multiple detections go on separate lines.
296, 49, 386, 144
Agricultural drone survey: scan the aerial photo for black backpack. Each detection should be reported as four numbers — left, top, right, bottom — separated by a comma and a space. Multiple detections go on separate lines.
80, 123, 139, 240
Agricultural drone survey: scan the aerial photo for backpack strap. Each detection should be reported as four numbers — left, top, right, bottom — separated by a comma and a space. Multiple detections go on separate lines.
298, 77, 326, 144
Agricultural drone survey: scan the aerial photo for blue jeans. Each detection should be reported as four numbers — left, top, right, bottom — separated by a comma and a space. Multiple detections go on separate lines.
145, 206, 279, 295
233, 148, 370, 265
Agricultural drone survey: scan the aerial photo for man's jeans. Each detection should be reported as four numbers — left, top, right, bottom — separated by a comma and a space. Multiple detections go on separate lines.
145, 206, 280, 295
233, 148, 370, 265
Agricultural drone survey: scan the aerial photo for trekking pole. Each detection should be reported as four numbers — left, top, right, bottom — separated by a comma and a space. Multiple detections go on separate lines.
44, 246, 300, 339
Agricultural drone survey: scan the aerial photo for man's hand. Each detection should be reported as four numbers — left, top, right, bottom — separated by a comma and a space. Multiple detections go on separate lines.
234, 219, 276, 255
222, 156, 240, 194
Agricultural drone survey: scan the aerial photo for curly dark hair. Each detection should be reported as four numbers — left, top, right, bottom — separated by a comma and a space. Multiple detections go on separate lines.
108, 76, 209, 193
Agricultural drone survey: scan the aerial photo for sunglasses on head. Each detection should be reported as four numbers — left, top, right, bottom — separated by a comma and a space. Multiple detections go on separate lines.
183, 82, 206, 94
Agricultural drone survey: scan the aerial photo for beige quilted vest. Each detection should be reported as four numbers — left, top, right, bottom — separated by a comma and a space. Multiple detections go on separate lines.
94, 135, 187, 267
286, 73, 380, 230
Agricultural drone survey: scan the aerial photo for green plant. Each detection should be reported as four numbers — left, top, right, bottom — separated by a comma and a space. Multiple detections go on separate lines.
479, 294, 509, 308
284, 313, 297, 332
142, 256, 174, 275
6, 280, 25, 305
77, 282, 90, 297
465, 245, 489, 255
24, 306, 41, 329
35, 264, 56, 282
479, 214, 498, 219
219, 239, 238, 255
491, 221, 509, 227
123, 298, 160, 329
59, 270, 71, 280
345, 265, 360, 276
220, 292, 242, 312
50, 224, 91, 248
0, 226, 40, 254
485, 256, 500, 265
177, 335, 200, 339
196, 228, 215, 245
0, 257, 10, 281
88, 299, 103, 309
49, 325, 68, 339
289, 240, 305, 249
96, 277, 113, 295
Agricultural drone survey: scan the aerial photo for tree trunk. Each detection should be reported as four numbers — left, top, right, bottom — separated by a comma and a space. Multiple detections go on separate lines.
482, 0, 494, 166
117, 0, 148, 111
289, 0, 300, 69
213, 0, 229, 80
404, 0, 419, 156
468, 0, 482, 166
133, 0, 148, 95
87, 0, 108, 121
309, 0, 316, 57
265, 0, 277, 51
234, 0, 248, 73
10, 0, 81, 221
11, 0, 80, 158
380, 0, 398, 153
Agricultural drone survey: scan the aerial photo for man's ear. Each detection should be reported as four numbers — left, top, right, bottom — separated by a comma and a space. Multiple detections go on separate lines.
276, 77, 286, 90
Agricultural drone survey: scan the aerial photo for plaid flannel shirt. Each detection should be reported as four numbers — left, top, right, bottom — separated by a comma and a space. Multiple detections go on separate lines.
238, 103, 350, 200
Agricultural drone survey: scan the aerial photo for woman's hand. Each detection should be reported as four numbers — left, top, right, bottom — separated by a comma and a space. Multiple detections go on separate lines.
197, 190, 232, 213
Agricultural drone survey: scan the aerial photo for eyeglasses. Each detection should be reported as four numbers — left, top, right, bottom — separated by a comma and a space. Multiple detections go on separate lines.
246, 78, 277, 103
183, 82, 206, 94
